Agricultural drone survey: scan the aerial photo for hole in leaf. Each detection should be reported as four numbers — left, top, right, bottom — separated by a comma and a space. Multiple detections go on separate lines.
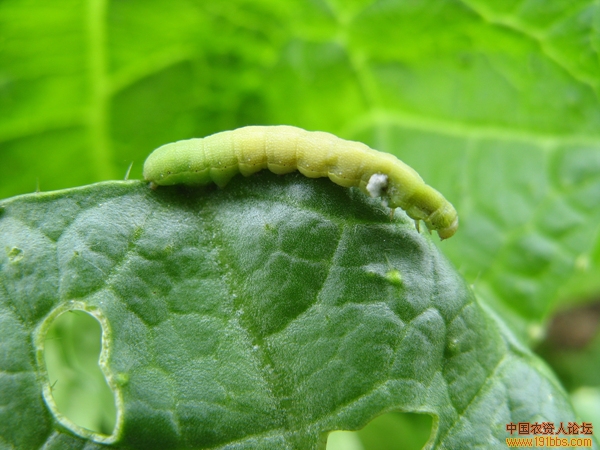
43, 309, 117, 435
326, 412, 432, 450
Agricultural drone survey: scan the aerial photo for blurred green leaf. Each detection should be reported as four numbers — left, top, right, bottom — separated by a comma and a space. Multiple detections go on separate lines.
2, 0, 600, 337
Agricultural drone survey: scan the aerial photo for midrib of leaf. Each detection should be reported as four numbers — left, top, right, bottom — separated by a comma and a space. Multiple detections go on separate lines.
88, 0, 114, 181
341, 109, 600, 148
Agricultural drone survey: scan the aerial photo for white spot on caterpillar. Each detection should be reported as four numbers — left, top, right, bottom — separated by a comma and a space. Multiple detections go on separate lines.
366, 173, 388, 198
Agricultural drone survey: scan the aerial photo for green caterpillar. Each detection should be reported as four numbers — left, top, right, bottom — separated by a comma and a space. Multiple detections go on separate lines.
143, 125, 458, 239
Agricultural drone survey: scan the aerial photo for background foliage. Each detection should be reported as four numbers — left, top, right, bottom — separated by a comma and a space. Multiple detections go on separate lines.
1, 0, 600, 448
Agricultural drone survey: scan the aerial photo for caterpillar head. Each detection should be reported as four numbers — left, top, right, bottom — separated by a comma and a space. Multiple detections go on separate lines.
427, 203, 459, 240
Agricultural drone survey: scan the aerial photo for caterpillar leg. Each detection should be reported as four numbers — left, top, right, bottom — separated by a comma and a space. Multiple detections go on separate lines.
425, 222, 433, 235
